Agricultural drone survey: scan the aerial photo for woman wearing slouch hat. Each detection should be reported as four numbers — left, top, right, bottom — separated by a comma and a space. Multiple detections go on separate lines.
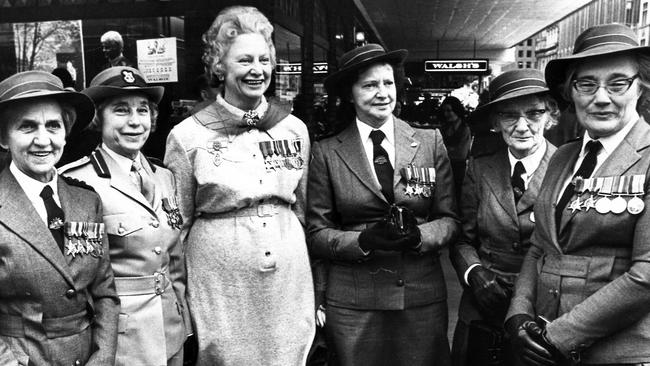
307, 43, 459, 365
164, 5, 314, 365
506, 23, 650, 365
0, 70, 119, 366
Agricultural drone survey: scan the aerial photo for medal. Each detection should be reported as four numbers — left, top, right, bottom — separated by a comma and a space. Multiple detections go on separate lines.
595, 177, 613, 214
609, 176, 628, 214
162, 196, 184, 230
595, 197, 611, 214
611, 196, 627, 214
213, 151, 222, 166
568, 197, 582, 212
627, 174, 645, 215
402, 166, 414, 196
582, 195, 596, 211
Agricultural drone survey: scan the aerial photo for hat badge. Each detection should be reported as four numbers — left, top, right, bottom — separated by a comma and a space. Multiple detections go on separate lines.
121, 70, 135, 83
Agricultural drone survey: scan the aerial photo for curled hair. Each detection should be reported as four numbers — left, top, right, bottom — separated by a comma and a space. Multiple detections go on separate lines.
488, 93, 560, 131
87, 95, 159, 133
202, 6, 276, 79
0, 98, 76, 145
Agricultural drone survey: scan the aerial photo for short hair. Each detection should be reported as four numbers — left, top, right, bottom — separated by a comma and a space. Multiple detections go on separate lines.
0, 98, 76, 144
488, 93, 560, 131
101, 31, 124, 47
202, 6, 276, 79
439, 96, 467, 122
559, 52, 650, 103
87, 94, 159, 133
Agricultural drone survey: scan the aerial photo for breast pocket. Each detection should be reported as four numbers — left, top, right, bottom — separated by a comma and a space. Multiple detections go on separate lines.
104, 214, 144, 246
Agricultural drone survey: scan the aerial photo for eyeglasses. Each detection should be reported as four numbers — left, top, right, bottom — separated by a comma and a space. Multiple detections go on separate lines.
572, 74, 638, 96
495, 109, 547, 126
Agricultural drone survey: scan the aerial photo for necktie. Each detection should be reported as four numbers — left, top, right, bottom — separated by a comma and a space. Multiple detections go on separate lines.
40, 185, 65, 252
512, 161, 526, 203
555, 140, 602, 226
369, 130, 394, 203
131, 159, 155, 205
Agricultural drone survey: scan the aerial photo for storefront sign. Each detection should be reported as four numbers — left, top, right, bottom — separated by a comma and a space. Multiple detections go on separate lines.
424, 59, 489, 73
276, 62, 328, 75
136, 37, 178, 83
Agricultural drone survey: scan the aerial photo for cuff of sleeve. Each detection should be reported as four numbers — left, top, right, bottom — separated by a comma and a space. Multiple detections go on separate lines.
464, 263, 482, 286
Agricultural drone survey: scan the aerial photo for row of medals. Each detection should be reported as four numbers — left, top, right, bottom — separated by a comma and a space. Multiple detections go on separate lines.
63, 222, 105, 257
402, 165, 436, 197
258, 139, 304, 171
569, 174, 645, 215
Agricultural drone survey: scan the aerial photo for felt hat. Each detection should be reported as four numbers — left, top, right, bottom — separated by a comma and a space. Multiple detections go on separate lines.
0, 70, 95, 130
324, 43, 407, 95
83, 66, 164, 104
545, 23, 650, 95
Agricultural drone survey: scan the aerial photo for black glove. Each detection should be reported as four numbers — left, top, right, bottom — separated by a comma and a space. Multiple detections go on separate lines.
358, 219, 412, 252
510, 319, 563, 366
183, 334, 198, 366
467, 266, 511, 318
387, 205, 421, 250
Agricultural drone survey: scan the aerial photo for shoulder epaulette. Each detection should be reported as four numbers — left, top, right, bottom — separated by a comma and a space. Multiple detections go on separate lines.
57, 156, 91, 174
61, 176, 95, 192
90, 150, 111, 178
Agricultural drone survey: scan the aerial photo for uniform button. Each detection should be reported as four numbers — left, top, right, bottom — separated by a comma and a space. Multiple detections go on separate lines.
153, 246, 162, 255
117, 226, 125, 234
66, 289, 76, 298
548, 289, 559, 297
396, 279, 405, 287
150, 221, 159, 228
74, 360, 82, 366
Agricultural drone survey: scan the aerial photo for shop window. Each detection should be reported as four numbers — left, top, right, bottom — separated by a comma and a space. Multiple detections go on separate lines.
274, 24, 302, 102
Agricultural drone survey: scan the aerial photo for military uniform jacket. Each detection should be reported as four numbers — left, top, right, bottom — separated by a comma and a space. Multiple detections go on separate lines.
307, 118, 459, 310
60, 148, 191, 365
451, 143, 555, 323
0, 168, 119, 366
507, 119, 650, 363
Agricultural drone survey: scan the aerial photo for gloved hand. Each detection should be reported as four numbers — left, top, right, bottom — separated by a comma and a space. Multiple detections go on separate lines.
388, 205, 421, 250
467, 266, 511, 318
359, 219, 417, 252
508, 317, 563, 366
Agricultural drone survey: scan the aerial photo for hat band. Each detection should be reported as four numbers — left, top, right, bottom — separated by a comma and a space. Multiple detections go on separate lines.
341, 49, 388, 68
576, 33, 638, 52
491, 78, 547, 100
100, 73, 148, 88
0, 80, 61, 100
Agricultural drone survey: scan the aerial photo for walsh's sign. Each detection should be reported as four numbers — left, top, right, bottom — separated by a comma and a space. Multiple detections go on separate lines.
276, 62, 328, 75
424, 60, 489, 73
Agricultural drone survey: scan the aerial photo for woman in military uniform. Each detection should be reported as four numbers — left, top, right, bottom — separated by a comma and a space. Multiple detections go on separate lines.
506, 23, 650, 365
307, 43, 458, 366
60, 66, 191, 366
0, 71, 119, 366
449, 69, 558, 366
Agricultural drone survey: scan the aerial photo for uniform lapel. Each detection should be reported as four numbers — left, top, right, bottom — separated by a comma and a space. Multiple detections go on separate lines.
483, 150, 518, 224
0, 169, 74, 287
99, 148, 157, 215
392, 118, 419, 188
334, 123, 387, 203
516, 142, 556, 214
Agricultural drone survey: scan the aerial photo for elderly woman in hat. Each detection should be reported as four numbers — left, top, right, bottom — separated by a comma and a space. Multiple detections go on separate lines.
307, 43, 459, 365
60, 66, 191, 366
164, 6, 314, 365
506, 23, 650, 365
0, 71, 119, 365
449, 69, 558, 366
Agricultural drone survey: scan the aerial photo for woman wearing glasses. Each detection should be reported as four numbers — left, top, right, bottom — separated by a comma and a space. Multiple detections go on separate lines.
449, 69, 558, 366
505, 23, 650, 365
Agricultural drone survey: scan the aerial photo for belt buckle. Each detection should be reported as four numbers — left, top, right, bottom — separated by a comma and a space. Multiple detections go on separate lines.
153, 272, 165, 295
257, 203, 275, 217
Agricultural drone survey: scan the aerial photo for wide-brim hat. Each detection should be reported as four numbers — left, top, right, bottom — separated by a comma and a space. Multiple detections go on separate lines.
545, 23, 650, 96
0, 70, 95, 130
83, 66, 164, 104
471, 68, 549, 122
324, 43, 408, 95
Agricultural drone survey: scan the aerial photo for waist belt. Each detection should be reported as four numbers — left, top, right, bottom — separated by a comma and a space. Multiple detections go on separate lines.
198, 198, 289, 219
115, 272, 169, 296
0, 310, 90, 338
542, 254, 631, 279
